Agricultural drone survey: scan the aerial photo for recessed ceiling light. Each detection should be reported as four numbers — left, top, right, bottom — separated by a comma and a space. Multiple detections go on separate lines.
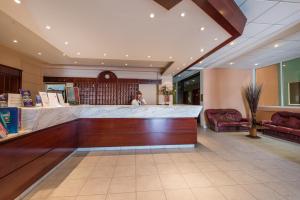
274, 44, 279, 48
76, 52, 81, 55
74, 61, 78, 64
200, 48, 204, 52
169, 56, 173, 59
150, 13, 155, 18
13, 39, 18, 43
178, 75, 181, 77
147, 55, 151, 58
182, 63, 186, 66
190, 57, 193, 60
177, 67, 180, 70
14, 0, 21, 4
37, 52, 42, 56
180, 12, 186, 17
64, 41, 69, 45
125, 63, 128, 66
229, 62, 234, 65
214, 38, 218, 41
230, 42, 235, 45
103, 53, 107, 57
199, 61, 203, 64
45, 25, 51, 30
125, 54, 129, 57
254, 63, 259, 66
200, 27, 205, 31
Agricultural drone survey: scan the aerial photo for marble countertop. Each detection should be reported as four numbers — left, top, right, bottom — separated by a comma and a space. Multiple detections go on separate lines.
1, 105, 202, 143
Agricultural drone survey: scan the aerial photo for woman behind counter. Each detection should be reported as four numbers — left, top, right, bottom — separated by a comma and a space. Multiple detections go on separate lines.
131, 91, 147, 106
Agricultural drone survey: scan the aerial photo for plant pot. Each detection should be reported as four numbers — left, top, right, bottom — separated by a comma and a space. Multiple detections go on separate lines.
164, 95, 170, 104
247, 127, 260, 139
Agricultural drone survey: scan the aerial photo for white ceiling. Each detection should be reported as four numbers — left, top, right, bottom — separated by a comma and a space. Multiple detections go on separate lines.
0, 0, 230, 75
191, 0, 300, 70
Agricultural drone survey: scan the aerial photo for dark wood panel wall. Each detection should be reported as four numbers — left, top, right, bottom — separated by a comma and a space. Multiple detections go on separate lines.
0, 64, 22, 94
44, 71, 161, 105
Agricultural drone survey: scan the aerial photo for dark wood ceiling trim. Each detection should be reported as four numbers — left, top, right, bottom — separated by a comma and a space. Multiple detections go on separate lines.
153, 0, 247, 75
153, 0, 183, 10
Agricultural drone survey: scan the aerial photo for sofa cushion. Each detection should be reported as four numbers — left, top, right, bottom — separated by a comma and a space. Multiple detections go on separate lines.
218, 121, 244, 127
275, 126, 293, 134
272, 117, 288, 127
291, 129, 300, 136
286, 117, 300, 129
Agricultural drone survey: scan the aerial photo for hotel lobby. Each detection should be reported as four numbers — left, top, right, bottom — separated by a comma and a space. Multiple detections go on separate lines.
0, 0, 300, 199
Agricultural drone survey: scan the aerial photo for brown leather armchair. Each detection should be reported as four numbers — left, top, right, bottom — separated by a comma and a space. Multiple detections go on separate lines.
205, 109, 249, 132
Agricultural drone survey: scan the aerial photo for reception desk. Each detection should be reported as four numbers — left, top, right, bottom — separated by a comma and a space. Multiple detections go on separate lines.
0, 105, 202, 199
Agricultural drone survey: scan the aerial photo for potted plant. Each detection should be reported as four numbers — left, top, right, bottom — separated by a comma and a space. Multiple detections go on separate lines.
160, 85, 173, 104
244, 83, 262, 138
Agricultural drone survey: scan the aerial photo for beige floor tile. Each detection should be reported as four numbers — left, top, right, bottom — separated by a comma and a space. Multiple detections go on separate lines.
117, 155, 136, 165
176, 163, 200, 174
242, 184, 285, 200
136, 164, 158, 176
185, 153, 208, 162
97, 156, 118, 166
153, 154, 173, 164
226, 171, 259, 184
160, 174, 188, 189
50, 179, 86, 197
66, 166, 94, 180
191, 187, 226, 200
213, 161, 241, 171
156, 164, 179, 174
183, 173, 212, 188
136, 175, 162, 191
90, 165, 115, 178
114, 165, 135, 177
136, 155, 155, 165
218, 185, 256, 200
47, 197, 76, 200
194, 162, 219, 172
106, 193, 136, 200
109, 177, 136, 193
165, 189, 196, 200
264, 181, 300, 199
77, 156, 99, 168
169, 153, 190, 163
79, 177, 110, 195
203, 171, 237, 186
76, 195, 106, 200
137, 191, 166, 200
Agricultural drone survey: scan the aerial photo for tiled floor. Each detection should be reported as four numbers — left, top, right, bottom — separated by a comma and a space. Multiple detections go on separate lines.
22, 128, 300, 200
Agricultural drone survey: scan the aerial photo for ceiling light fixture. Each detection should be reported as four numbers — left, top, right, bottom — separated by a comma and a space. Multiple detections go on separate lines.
45, 25, 51, 30
230, 42, 234, 45
125, 54, 129, 57
200, 27, 205, 31
37, 52, 42, 56
254, 63, 259, 66
180, 12, 186, 17
229, 62, 234, 65
200, 48, 204, 52
150, 13, 155, 18
214, 38, 218, 41
103, 53, 107, 57
190, 57, 193, 60
199, 61, 203, 64
64, 41, 69, 45
13, 39, 18, 43
274, 44, 279, 48
182, 63, 186, 66
14, 0, 21, 4
76, 52, 81, 55
125, 63, 128, 66
147, 55, 151, 58
169, 56, 173, 59
177, 67, 180, 70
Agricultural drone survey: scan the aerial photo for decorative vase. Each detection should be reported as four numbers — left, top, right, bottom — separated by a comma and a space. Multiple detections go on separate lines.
164, 95, 170, 104
247, 127, 260, 138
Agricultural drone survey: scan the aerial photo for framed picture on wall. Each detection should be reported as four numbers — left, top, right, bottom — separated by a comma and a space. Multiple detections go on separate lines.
288, 81, 300, 105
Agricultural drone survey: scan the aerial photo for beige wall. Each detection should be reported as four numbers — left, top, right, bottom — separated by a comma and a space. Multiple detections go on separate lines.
0, 45, 44, 98
256, 65, 279, 106
203, 68, 252, 118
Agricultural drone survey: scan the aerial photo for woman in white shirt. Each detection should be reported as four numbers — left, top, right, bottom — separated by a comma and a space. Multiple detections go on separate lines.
131, 91, 147, 106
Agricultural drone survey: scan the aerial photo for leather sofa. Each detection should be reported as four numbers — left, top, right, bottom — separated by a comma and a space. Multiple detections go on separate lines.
262, 111, 300, 143
205, 109, 249, 132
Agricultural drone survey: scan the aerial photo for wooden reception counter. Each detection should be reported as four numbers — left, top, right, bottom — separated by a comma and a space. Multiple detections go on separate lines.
0, 105, 202, 199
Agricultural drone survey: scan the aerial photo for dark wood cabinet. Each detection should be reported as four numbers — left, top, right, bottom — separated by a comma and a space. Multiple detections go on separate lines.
0, 64, 22, 94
